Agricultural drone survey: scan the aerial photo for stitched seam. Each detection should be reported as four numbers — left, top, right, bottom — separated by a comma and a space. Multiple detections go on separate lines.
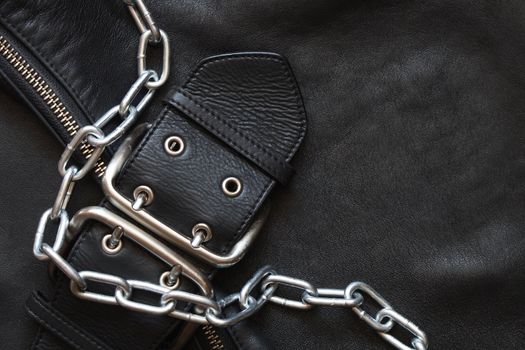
182, 54, 307, 163
223, 178, 273, 254
49, 220, 178, 350
171, 98, 289, 181
33, 226, 93, 350
0, 10, 95, 122
172, 91, 291, 176
181, 54, 305, 251
27, 308, 96, 350
229, 324, 248, 350
31, 294, 108, 350
118, 107, 171, 185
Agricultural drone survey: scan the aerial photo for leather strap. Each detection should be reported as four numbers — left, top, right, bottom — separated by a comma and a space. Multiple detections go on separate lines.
27, 292, 112, 350
27, 52, 307, 350
171, 91, 294, 184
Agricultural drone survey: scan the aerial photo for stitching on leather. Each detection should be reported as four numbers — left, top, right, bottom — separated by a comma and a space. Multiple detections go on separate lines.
223, 178, 273, 254
27, 54, 306, 349
170, 99, 289, 181
0, 10, 95, 122
228, 324, 248, 350
27, 307, 99, 350
182, 54, 307, 162
39, 227, 92, 349
178, 54, 305, 251
45, 221, 178, 350
168, 53, 306, 252
117, 107, 172, 184
109, 109, 198, 350
30, 294, 108, 350
172, 91, 292, 178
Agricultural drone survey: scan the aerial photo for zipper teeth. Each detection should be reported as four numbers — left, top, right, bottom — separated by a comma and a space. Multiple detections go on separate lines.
0, 36, 226, 348
0, 36, 106, 177
202, 325, 224, 350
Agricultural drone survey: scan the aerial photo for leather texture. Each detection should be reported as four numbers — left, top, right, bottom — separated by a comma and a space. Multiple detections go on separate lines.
30, 219, 193, 350
118, 52, 306, 254
1, 1, 525, 349
0, 86, 102, 350
26, 292, 112, 350
26, 52, 306, 350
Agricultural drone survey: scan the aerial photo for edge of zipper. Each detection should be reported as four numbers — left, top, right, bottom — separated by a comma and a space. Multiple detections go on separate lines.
0, 35, 106, 176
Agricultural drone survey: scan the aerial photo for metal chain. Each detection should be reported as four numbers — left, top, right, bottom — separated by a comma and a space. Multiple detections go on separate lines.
31, 2, 428, 349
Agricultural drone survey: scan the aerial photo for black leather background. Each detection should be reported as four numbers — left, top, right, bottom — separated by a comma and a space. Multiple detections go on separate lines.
1, 1, 525, 349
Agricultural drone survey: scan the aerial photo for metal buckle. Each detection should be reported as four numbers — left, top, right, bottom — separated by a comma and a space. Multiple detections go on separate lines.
101, 125, 268, 267
69, 205, 212, 297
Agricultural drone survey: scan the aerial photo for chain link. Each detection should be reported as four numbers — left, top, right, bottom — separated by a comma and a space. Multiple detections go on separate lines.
30, 2, 428, 349
33, 208, 428, 350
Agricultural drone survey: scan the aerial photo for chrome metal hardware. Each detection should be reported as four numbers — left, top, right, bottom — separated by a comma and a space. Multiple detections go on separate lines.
33, 208, 68, 261
138, 29, 170, 89
102, 129, 268, 267
101, 226, 124, 254
125, 0, 161, 43
58, 126, 105, 180
160, 265, 182, 289
221, 177, 242, 197
164, 135, 185, 156
191, 223, 212, 248
345, 282, 395, 332
51, 166, 77, 219
132, 185, 154, 211
28, 2, 428, 349
0, 36, 106, 177
377, 309, 429, 350
69, 206, 212, 297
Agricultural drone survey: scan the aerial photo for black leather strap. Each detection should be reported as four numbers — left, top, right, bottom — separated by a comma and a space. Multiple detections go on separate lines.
118, 52, 306, 255
171, 91, 294, 184
27, 52, 307, 350
27, 292, 112, 350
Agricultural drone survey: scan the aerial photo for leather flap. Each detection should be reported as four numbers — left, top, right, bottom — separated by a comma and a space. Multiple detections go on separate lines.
117, 52, 307, 254
169, 52, 307, 184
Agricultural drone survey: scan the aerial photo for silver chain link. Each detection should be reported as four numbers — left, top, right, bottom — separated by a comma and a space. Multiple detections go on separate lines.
30, 2, 428, 349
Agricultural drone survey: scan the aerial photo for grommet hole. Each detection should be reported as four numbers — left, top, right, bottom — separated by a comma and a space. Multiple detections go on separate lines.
191, 223, 213, 248
222, 177, 242, 197
159, 270, 181, 290
132, 185, 154, 211
101, 234, 123, 255
164, 136, 185, 156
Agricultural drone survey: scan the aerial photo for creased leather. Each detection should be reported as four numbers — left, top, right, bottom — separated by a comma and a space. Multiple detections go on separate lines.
117, 52, 306, 254
26, 52, 307, 350
2, 1, 525, 350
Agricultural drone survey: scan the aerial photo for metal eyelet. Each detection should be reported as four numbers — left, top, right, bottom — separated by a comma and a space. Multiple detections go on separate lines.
159, 265, 182, 290
101, 233, 123, 255
191, 223, 213, 248
222, 177, 242, 197
132, 185, 154, 211
164, 136, 185, 156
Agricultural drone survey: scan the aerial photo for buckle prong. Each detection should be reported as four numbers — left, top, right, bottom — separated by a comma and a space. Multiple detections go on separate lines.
69, 206, 212, 296
101, 125, 268, 267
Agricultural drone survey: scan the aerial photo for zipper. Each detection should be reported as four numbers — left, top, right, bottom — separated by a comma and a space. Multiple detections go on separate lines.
202, 324, 225, 350
0, 35, 106, 177
1, 31, 227, 350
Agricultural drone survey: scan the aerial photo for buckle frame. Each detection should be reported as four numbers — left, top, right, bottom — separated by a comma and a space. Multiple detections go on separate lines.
101, 125, 268, 267
69, 205, 212, 297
